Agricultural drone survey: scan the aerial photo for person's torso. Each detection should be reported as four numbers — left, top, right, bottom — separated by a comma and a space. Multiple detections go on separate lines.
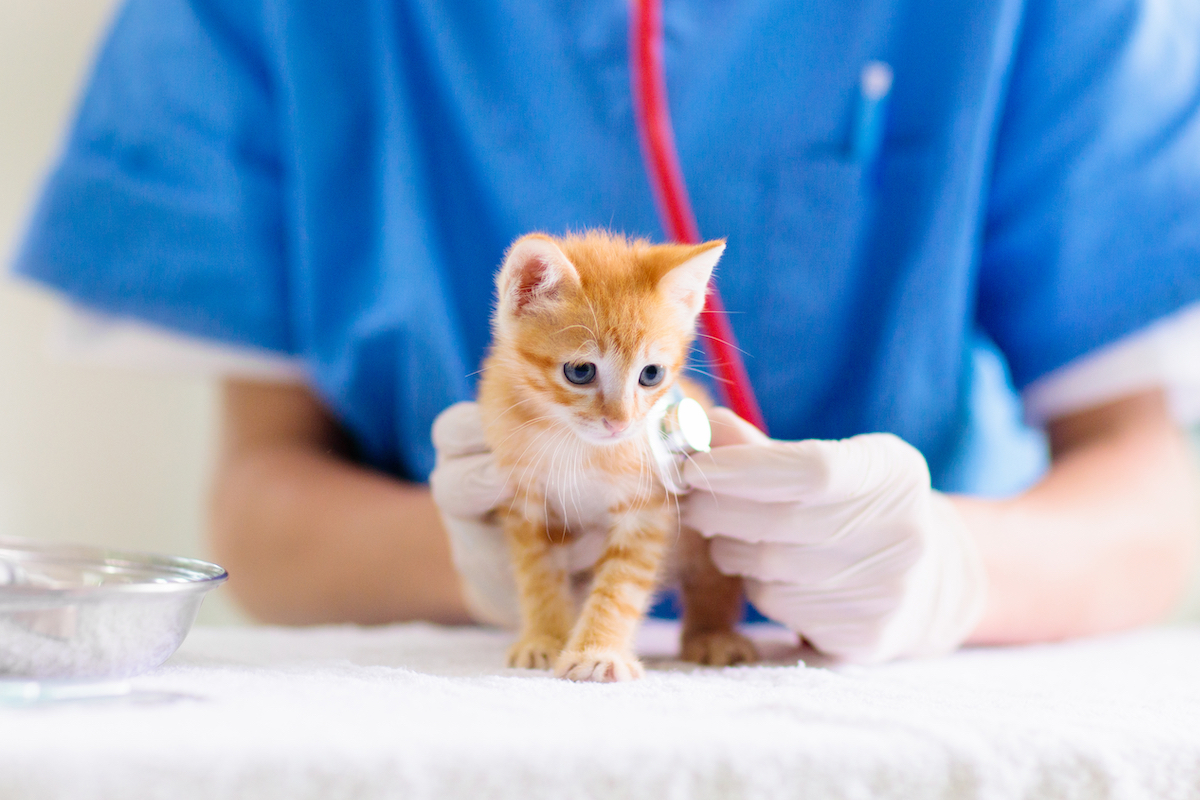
266, 0, 1046, 491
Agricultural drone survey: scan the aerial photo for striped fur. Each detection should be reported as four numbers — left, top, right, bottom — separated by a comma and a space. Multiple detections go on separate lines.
478, 231, 757, 682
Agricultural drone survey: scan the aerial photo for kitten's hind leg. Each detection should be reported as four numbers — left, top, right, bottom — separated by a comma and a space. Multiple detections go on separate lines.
503, 499, 574, 670
678, 526, 759, 667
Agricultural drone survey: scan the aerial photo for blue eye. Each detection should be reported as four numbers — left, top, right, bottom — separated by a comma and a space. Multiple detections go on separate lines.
639, 364, 664, 387
564, 362, 597, 385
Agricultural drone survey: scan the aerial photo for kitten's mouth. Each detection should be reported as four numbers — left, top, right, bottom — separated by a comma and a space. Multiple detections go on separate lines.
576, 425, 641, 446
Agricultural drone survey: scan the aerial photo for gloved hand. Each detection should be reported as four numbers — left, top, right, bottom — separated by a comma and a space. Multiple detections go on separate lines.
429, 402, 607, 628
682, 409, 987, 664
429, 402, 519, 628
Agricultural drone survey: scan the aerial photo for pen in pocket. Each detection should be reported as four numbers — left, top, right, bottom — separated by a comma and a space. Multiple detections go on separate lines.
850, 61, 893, 165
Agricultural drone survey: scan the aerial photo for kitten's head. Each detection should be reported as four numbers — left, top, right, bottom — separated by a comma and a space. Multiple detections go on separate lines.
490, 231, 723, 446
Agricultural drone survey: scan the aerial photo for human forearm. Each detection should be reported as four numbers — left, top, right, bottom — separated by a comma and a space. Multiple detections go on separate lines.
959, 391, 1200, 644
210, 380, 471, 626
212, 446, 470, 625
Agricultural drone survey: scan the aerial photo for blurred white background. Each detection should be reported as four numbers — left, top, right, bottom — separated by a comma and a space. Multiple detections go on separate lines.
0, 0, 243, 624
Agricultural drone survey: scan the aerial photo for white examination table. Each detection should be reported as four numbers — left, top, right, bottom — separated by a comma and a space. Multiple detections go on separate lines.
4, 621, 1200, 799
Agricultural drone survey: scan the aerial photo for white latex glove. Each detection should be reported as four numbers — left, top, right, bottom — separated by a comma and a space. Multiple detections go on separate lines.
682, 409, 987, 664
429, 402, 607, 628
429, 402, 519, 628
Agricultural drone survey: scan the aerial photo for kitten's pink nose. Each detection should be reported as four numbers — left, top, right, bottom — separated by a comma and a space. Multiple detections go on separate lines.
603, 418, 629, 435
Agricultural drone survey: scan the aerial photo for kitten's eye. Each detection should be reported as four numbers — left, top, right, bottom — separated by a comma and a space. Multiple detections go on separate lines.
563, 362, 597, 385
639, 364, 664, 387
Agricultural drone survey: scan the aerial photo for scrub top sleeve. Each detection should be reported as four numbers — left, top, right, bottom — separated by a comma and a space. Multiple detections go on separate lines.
1023, 301, 1200, 426
978, 0, 1200, 390
51, 304, 307, 382
14, 0, 293, 355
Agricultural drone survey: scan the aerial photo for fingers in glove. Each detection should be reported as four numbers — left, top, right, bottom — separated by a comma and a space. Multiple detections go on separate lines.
682, 439, 843, 502
432, 402, 490, 461
708, 535, 922, 586
683, 492, 862, 544
706, 407, 771, 448
742, 579, 905, 663
683, 433, 927, 504
566, 528, 608, 572
442, 514, 520, 629
429, 451, 512, 518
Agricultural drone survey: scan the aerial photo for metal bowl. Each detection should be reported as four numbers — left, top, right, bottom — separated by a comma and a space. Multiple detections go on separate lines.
0, 538, 227, 680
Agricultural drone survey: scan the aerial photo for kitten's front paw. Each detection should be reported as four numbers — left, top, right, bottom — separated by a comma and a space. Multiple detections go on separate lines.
507, 635, 565, 670
681, 630, 759, 667
554, 649, 645, 682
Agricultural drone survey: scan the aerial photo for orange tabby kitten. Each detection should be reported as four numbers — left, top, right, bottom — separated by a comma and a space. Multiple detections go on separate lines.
478, 230, 758, 682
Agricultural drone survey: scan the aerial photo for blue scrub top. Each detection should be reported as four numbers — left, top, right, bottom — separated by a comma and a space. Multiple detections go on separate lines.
17, 0, 1200, 494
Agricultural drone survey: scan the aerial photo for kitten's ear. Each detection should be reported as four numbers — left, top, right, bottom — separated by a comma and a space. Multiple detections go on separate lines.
657, 239, 725, 324
497, 234, 580, 319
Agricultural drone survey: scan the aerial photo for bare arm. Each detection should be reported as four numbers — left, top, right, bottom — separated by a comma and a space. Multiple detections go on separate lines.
211, 378, 1198, 639
209, 379, 471, 625
962, 389, 1200, 644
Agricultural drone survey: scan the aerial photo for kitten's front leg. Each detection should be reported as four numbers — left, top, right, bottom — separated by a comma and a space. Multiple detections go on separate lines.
502, 492, 574, 669
555, 502, 671, 682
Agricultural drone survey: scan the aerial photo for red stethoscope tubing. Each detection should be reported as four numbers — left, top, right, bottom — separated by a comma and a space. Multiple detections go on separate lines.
629, 0, 769, 433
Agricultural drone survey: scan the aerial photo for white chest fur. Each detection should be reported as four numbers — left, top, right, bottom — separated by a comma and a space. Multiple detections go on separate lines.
539, 459, 649, 534
520, 438, 669, 568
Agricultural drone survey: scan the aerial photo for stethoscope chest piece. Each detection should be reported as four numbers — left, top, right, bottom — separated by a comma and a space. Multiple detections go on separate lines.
646, 385, 711, 495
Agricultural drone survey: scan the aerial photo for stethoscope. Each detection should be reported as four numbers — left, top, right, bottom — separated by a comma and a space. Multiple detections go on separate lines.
632, 0, 766, 491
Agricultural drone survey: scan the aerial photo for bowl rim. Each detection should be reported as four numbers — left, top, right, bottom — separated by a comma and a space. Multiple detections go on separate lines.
0, 537, 228, 599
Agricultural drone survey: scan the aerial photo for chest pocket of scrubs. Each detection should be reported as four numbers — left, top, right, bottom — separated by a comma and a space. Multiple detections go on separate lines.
759, 152, 876, 330
734, 149, 880, 433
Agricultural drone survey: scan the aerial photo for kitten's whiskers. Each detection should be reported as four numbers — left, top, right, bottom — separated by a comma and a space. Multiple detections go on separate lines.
683, 365, 732, 385
696, 330, 752, 359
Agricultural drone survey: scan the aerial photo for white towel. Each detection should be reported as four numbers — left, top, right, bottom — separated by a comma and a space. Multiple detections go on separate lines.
4, 621, 1200, 799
